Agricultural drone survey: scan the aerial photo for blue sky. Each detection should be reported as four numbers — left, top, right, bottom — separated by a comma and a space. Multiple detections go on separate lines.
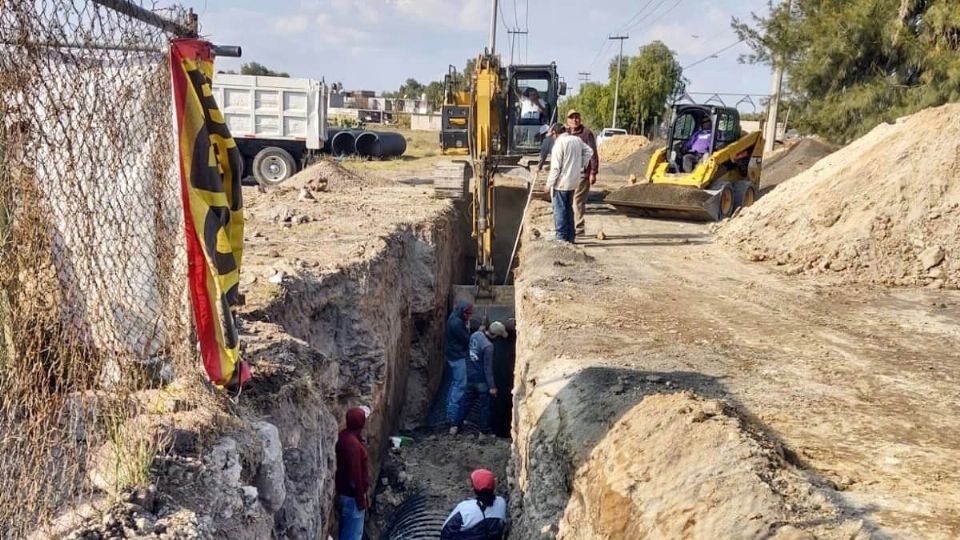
180, 0, 774, 103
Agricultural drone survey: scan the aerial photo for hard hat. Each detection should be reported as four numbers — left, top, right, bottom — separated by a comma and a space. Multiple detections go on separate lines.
470, 469, 496, 491
488, 321, 508, 338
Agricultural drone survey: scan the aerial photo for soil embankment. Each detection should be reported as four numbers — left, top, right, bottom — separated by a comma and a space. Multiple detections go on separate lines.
509, 196, 960, 538
53, 161, 466, 539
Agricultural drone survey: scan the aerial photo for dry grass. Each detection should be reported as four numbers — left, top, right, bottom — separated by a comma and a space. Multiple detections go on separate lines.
342, 128, 444, 172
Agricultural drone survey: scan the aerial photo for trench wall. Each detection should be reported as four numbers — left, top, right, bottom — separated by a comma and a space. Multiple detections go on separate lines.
247, 208, 462, 537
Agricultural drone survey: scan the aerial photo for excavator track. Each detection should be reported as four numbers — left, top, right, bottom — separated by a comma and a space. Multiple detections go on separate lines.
432, 160, 471, 200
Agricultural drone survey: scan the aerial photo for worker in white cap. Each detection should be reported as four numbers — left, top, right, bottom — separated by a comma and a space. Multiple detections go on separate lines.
450, 321, 509, 435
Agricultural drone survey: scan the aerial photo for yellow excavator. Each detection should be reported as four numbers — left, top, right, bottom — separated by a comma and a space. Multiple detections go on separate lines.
433, 11, 565, 326
605, 103, 764, 221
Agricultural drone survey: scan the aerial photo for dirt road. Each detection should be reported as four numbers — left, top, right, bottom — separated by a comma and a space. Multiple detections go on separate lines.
511, 193, 960, 538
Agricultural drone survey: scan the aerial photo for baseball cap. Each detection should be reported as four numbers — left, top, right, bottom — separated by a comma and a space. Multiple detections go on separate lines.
488, 321, 509, 338
470, 469, 496, 491
566, 109, 581, 118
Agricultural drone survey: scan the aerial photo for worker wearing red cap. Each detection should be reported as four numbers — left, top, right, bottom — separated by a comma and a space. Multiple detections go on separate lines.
336, 407, 370, 540
440, 469, 508, 539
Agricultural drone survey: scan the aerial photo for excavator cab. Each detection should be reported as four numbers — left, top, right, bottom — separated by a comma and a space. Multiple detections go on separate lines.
506, 64, 565, 156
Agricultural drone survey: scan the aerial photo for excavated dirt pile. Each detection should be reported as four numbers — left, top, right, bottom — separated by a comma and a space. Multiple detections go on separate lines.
761, 138, 836, 191
602, 144, 660, 178
598, 135, 649, 163
718, 104, 960, 288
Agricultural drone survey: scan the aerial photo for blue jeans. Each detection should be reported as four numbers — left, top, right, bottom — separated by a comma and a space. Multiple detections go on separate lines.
552, 189, 575, 242
338, 495, 364, 540
456, 381, 492, 431
445, 358, 467, 423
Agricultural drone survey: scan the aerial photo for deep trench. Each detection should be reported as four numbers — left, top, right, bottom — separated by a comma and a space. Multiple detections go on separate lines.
374, 183, 527, 540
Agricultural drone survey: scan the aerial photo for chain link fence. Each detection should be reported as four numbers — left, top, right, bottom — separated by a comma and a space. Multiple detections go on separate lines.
0, 0, 201, 533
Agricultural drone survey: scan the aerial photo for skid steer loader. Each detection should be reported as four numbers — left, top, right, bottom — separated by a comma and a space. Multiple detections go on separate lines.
605, 104, 763, 221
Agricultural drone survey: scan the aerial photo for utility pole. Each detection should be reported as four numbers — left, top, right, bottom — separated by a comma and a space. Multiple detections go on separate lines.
578, 72, 591, 84
763, 0, 791, 153
507, 29, 528, 64
488, 0, 498, 54
609, 34, 629, 129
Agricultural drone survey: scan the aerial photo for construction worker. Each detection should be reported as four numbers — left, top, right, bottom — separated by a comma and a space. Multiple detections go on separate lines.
335, 407, 370, 540
451, 321, 509, 434
440, 469, 508, 540
682, 116, 714, 172
446, 300, 474, 430
547, 122, 594, 242
537, 124, 562, 172
565, 110, 599, 236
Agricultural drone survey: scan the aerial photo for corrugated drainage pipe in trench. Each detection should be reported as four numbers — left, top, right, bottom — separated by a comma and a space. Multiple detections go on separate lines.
381, 495, 449, 539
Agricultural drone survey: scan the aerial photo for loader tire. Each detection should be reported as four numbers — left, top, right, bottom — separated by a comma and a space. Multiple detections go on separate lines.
733, 180, 756, 209
709, 180, 735, 219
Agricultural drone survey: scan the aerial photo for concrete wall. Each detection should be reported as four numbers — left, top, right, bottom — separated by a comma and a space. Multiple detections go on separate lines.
411, 113, 442, 132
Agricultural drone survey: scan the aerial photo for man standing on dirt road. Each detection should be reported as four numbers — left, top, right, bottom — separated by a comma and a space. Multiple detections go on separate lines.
547, 122, 594, 242
451, 321, 510, 434
446, 300, 474, 431
565, 110, 599, 236
336, 407, 370, 540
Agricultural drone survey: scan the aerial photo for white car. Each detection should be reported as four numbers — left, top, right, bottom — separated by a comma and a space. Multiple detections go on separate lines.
597, 128, 628, 146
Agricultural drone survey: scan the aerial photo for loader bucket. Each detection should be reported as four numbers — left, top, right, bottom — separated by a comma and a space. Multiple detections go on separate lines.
604, 183, 732, 222
452, 285, 516, 332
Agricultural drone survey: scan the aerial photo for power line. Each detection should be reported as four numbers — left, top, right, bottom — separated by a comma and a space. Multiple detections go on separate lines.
682, 39, 744, 70
507, 29, 528, 65
616, 0, 656, 34
625, 0, 684, 33
512, 0, 520, 29
524, 0, 529, 62
497, 0, 512, 37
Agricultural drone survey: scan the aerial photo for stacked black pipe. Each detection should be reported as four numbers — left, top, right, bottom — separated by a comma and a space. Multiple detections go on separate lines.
326, 129, 407, 159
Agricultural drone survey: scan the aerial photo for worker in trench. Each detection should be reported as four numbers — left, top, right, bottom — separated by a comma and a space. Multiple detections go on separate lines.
335, 407, 370, 540
445, 300, 474, 430
450, 321, 509, 435
441, 469, 508, 539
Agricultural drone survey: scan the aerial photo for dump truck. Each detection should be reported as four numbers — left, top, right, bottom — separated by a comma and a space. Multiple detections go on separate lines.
605, 104, 763, 221
212, 73, 328, 187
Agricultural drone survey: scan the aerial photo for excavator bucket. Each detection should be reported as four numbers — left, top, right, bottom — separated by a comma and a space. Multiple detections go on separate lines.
604, 183, 732, 222
451, 285, 516, 332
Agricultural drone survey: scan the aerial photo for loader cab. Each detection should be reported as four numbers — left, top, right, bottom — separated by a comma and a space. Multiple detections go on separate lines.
666, 104, 741, 173
506, 63, 564, 156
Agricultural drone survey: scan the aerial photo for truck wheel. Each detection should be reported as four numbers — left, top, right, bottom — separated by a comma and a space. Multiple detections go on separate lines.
253, 147, 297, 187
733, 180, 756, 209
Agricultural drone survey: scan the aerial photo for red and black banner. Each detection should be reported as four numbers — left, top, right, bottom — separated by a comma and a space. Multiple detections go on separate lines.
170, 38, 249, 388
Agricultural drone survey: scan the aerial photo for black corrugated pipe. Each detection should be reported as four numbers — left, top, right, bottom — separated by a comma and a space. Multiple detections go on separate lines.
355, 131, 408, 159
331, 129, 362, 156
325, 128, 342, 153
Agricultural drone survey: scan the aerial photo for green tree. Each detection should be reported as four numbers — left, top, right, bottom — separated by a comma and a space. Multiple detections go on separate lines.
619, 42, 685, 133
734, 0, 960, 142
424, 81, 445, 108
561, 41, 684, 133
239, 62, 289, 78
